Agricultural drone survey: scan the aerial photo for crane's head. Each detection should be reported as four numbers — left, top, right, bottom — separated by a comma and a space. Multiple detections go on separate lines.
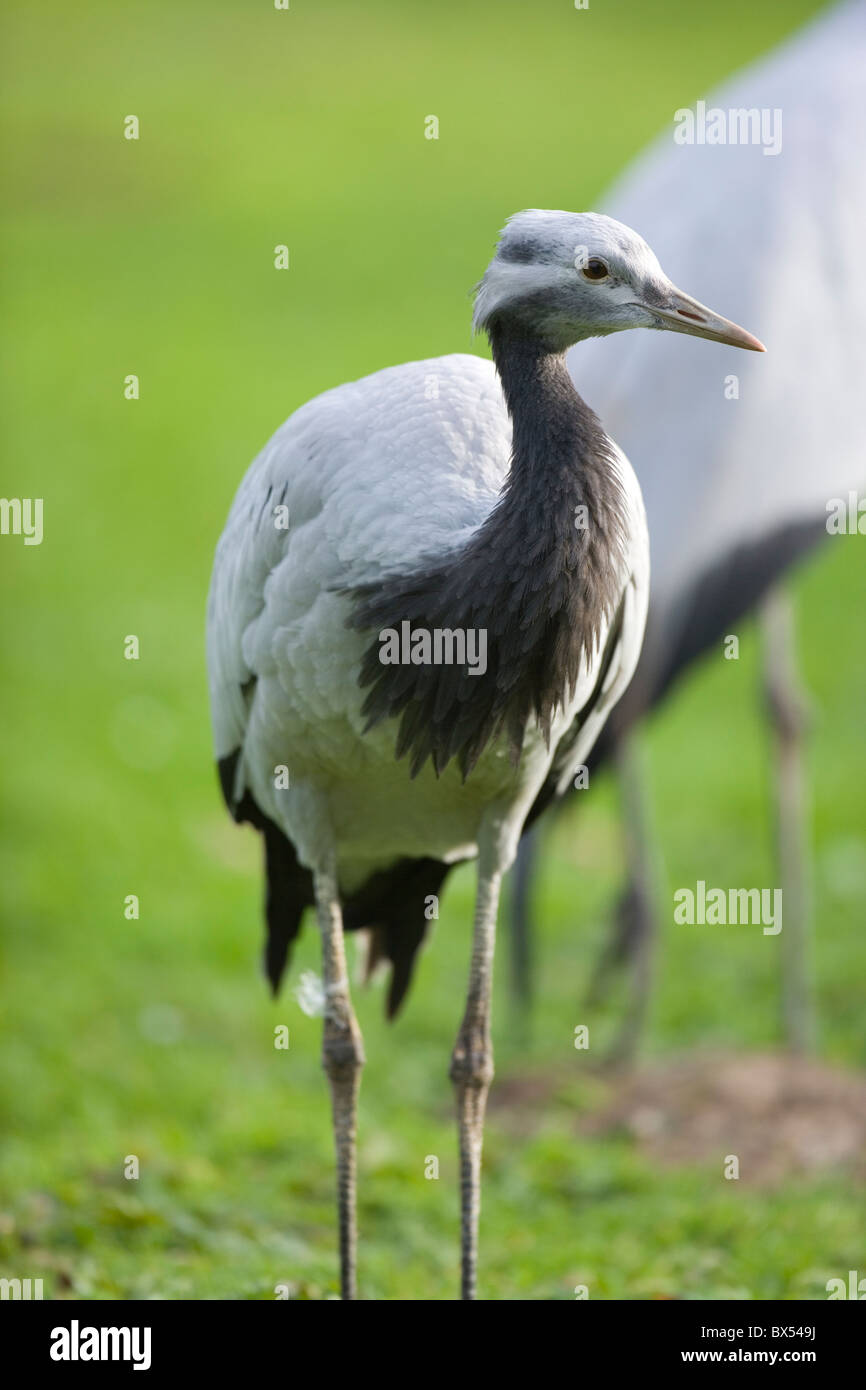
473, 209, 765, 353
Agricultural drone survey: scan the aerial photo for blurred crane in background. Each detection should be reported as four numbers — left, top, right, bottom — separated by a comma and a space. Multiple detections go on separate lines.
510, 0, 866, 1060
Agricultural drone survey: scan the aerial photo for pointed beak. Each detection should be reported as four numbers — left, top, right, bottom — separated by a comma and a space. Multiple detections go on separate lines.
644, 286, 766, 352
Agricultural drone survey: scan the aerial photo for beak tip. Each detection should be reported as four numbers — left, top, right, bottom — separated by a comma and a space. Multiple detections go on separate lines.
660, 287, 766, 354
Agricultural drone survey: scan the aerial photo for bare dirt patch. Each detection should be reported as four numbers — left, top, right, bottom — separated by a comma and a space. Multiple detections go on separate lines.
493, 1051, 866, 1184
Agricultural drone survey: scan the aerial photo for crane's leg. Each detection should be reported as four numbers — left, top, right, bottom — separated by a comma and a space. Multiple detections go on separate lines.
450, 841, 502, 1300
760, 586, 814, 1055
313, 859, 365, 1299
508, 823, 540, 1021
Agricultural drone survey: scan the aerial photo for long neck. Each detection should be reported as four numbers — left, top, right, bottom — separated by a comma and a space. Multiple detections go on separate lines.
489, 320, 587, 475
348, 320, 630, 778
485, 317, 623, 555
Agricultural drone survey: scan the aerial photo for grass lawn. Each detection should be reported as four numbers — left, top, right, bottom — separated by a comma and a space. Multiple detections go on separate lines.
2, 0, 863, 1299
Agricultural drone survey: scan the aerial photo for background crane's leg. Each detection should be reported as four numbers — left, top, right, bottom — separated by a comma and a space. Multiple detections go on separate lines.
760, 586, 814, 1055
605, 733, 658, 1065
581, 734, 657, 1065
313, 859, 365, 1300
508, 823, 539, 1024
450, 842, 502, 1301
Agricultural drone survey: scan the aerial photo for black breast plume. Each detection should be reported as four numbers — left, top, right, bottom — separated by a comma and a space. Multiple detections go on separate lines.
346, 332, 630, 779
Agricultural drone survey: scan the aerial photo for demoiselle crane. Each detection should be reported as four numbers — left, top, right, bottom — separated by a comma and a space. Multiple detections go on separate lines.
511, 0, 866, 1059
207, 210, 763, 1299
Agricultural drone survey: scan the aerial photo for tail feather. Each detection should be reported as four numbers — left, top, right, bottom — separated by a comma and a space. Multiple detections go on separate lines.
262, 820, 309, 995
215, 752, 447, 1016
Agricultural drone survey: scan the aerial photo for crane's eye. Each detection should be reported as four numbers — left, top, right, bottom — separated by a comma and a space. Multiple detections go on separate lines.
581, 258, 609, 281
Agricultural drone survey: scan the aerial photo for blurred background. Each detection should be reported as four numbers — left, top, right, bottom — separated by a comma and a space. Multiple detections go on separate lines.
1, 0, 864, 1300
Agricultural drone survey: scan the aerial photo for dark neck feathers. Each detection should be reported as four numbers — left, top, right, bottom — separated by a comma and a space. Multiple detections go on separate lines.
347, 320, 630, 778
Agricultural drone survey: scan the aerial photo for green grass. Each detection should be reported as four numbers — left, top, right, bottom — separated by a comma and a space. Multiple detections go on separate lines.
2, 0, 863, 1300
